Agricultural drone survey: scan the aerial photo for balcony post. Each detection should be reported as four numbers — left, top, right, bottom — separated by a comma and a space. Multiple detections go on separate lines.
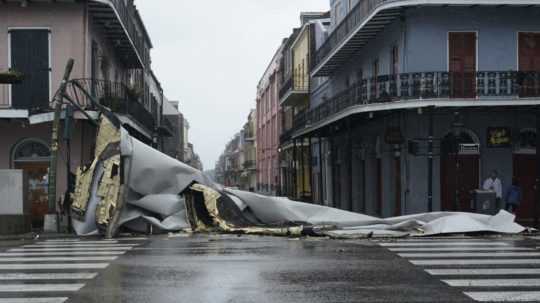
536, 109, 540, 226
427, 106, 434, 212
347, 118, 353, 211
318, 135, 324, 205
293, 139, 297, 200
308, 136, 313, 203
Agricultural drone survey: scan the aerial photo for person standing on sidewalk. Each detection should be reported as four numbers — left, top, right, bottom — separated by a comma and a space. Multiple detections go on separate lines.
483, 170, 503, 209
505, 178, 522, 214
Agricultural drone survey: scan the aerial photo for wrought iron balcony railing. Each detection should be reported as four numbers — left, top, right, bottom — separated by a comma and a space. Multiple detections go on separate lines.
69, 79, 156, 132
243, 160, 256, 170
279, 73, 310, 100
314, 0, 391, 70
108, 0, 147, 66
293, 71, 540, 133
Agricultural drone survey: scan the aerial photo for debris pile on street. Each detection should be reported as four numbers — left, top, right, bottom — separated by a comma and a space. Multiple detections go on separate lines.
71, 114, 527, 238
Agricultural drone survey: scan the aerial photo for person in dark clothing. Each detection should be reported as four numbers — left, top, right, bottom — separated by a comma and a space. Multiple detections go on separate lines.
505, 178, 522, 214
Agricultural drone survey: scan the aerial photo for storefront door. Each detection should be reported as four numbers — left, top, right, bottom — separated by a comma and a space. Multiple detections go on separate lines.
14, 162, 49, 229
513, 154, 537, 222
441, 155, 480, 211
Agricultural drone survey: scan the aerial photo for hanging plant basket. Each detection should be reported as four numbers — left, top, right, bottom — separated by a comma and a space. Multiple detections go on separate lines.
0, 70, 25, 84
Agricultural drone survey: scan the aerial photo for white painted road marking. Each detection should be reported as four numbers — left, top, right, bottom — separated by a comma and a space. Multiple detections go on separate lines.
426, 268, 540, 276
0, 273, 98, 280
0, 256, 117, 262
411, 259, 540, 266
399, 252, 540, 258
0, 263, 109, 270
464, 291, 540, 302
388, 247, 534, 252
10, 247, 133, 252
443, 279, 540, 287
37, 241, 118, 245
23, 244, 137, 248
379, 242, 510, 247
0, 284, 85, 292
0, 298, 68, 303
0, 251, 125, 257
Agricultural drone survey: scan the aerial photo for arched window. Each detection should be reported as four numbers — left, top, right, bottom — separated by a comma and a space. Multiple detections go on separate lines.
11, 139, 50, 165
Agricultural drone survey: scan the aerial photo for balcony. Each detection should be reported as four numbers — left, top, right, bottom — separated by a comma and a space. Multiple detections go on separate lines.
279, 73, 310, 107
243, 160, 256, 171
89, 0, 149, 68
293, 71, 540, 135
70, 79, 156, 133
312, 0, 402, 76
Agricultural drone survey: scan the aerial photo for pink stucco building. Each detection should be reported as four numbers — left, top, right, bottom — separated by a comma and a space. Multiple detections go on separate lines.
256, 42, 284, 196
0, 0, 167, 233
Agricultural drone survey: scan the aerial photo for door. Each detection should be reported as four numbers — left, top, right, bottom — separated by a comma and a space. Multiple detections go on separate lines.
449, 32, 476, 98
513, 154, 537, 222
518, 33, 540, 97
14, 162, 49, 229
10, 29, 50, 110
441, 154, 479, 211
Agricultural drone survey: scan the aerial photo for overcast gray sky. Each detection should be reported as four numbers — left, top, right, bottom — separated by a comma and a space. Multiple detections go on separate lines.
137, 0, 329, 170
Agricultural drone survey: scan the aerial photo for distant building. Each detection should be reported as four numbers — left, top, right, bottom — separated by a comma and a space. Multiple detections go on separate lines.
256, 42, 285, 196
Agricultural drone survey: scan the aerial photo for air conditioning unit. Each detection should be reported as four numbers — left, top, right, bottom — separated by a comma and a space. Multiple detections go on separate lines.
459, 143, 480, 155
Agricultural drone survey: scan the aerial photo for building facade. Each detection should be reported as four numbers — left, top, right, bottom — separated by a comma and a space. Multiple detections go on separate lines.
288, 0, 540, 223
0, 0, 172, 233
256, 43, 284, 196
280, 12, 330, 201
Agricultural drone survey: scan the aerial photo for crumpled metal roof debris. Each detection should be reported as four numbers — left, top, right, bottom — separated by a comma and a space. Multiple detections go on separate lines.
71, 115, 526, 238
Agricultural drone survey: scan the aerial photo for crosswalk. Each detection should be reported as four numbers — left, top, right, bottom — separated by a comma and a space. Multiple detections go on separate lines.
381, 238, 540, 302
0, 237, 145, 303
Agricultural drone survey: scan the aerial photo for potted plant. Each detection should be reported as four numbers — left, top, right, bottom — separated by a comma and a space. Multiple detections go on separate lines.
0, 69, 24, 84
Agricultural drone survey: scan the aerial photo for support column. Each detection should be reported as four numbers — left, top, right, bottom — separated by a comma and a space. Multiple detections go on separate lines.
308, 136, 313, 203
293, 139, 297, 200
428, 107, 434, 212
329, 135, 336, 208
300, 138, 305, 201
536, 110, 540, 226
347, 119, 354, 211
318, 136, 324, 205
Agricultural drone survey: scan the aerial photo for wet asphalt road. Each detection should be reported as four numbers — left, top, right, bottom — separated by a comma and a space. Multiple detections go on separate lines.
1, 235, 540, 302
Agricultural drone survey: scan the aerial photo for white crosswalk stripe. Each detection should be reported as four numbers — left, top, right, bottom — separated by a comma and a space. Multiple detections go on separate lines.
0, 298, 68, 303
399, 252, 540, 258
0, 256, 117, 262
23, 244, 137, 248
0, 273, 98, 280
9, 247, 134, 252
0, 251, 125, 257
380, 238, 540, 302
388, 246, 534, 252
427, 268, 540, 275
0, 238, 146, 302
379, 242, 510, 247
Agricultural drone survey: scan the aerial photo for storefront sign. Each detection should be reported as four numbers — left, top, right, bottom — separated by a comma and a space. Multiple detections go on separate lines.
487, 127, 511, 148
